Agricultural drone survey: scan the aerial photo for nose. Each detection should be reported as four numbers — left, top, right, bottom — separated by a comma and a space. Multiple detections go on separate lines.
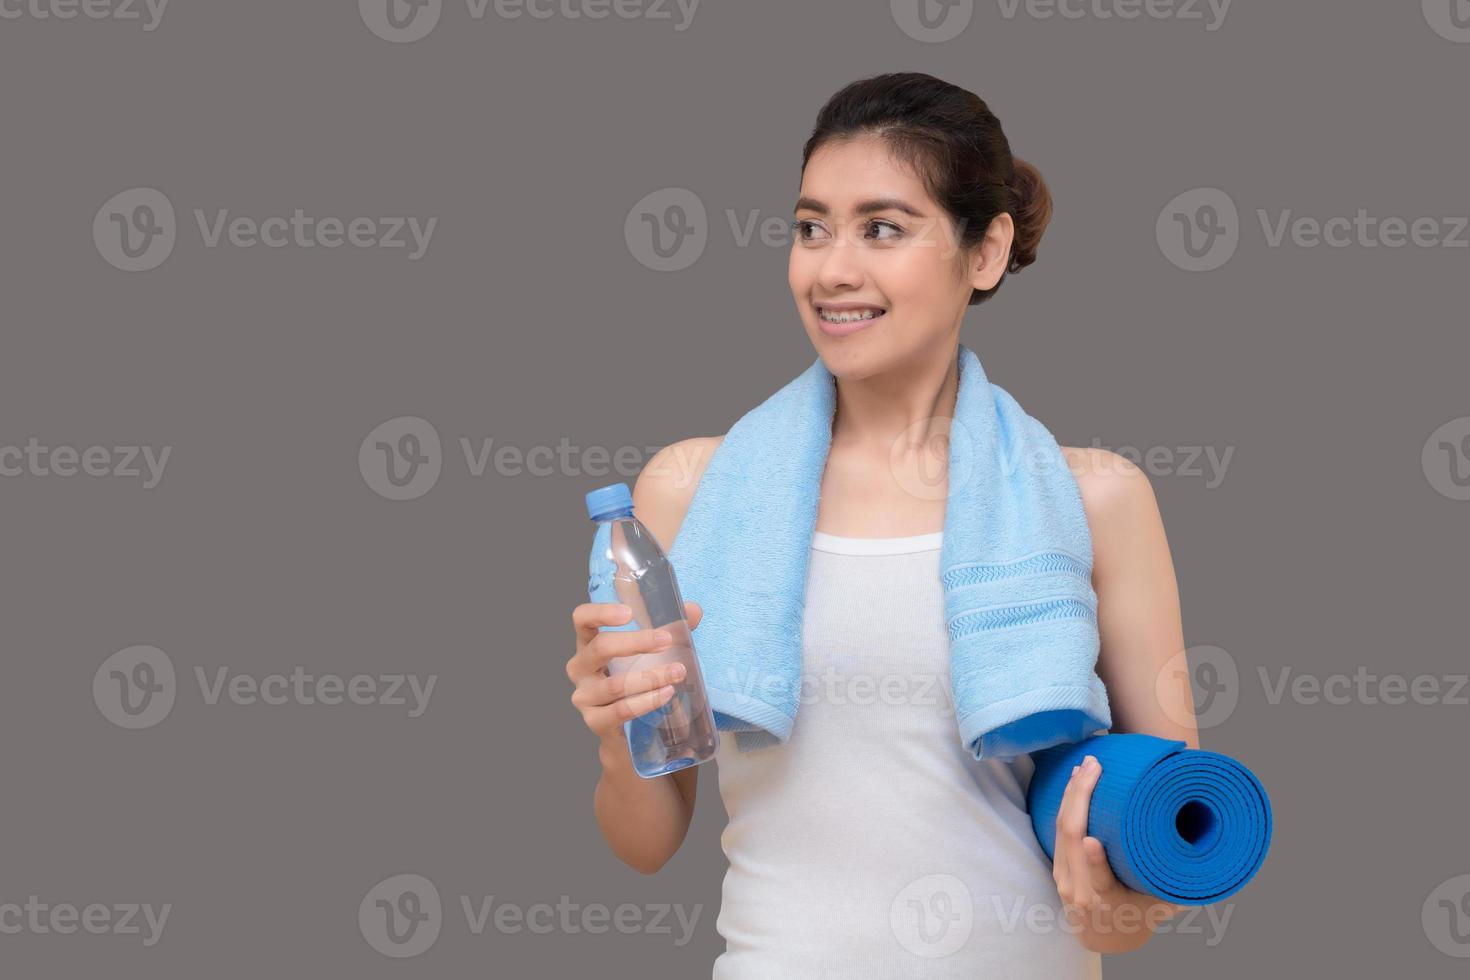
815, 233, 866, 293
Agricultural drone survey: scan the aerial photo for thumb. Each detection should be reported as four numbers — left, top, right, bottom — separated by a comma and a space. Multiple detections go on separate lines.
683, 600, 703, 629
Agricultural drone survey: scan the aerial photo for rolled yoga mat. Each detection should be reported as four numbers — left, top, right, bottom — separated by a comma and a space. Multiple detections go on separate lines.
1027, 733, 1273, 904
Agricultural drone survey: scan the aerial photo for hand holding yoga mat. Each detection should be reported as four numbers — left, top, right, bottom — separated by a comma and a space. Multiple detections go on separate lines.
1028, 733, 1273, 905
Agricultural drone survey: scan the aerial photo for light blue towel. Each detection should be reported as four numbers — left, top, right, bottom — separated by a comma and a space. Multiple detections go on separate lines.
667, 341, 1111, 760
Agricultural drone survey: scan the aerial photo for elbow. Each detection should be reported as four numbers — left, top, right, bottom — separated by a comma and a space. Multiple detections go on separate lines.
626, 852, 671, 876
625, 835, 685, 876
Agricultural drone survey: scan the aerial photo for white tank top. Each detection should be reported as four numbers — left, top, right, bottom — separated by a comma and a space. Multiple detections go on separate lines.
711, 530, 1103, 979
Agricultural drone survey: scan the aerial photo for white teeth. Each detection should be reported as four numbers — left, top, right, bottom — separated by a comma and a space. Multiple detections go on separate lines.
818, 308, 883, 323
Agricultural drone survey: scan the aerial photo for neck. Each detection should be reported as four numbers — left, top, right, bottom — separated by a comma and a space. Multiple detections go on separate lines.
830, 337, 962, 459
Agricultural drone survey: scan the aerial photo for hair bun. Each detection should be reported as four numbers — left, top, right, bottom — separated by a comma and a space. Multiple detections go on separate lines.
1008, 157, 1053, 274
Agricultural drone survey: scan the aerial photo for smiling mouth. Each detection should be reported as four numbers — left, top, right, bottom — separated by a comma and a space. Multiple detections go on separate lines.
816, 306, 887, 324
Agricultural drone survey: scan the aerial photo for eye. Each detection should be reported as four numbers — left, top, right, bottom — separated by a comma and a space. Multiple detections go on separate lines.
791, 219, 829, 243
865, 219, 903, 241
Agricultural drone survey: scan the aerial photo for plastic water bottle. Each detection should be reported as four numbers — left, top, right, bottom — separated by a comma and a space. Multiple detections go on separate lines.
585, 482, 718, 778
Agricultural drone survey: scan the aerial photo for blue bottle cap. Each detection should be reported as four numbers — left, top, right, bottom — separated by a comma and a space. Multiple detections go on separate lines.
585, 482, 634, 521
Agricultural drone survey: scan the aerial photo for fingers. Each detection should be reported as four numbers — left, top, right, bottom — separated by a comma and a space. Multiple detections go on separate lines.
581, 682, 678, 738
567, 600, 703, 739
584, 626, 677, 674
1082, 835, 1120, 892
1060, 766, 1086, 903
572, 602, 633, 646
1053, 754, 1104, 912
573, 599, 700, 646
567, 605, 677, 681
575, 661, 688, 711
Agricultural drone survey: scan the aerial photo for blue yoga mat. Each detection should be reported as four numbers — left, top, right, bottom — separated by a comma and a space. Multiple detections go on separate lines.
1027, 733, 1272, 904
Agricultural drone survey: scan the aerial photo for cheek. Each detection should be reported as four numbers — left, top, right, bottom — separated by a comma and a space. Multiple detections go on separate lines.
880, 242, 955, 308
787, 249, 814, 296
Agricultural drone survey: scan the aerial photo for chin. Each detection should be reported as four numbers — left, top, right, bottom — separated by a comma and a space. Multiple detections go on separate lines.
809, 333, 889, 381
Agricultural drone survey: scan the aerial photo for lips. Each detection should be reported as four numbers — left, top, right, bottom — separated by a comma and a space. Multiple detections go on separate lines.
815, 304, 886, 337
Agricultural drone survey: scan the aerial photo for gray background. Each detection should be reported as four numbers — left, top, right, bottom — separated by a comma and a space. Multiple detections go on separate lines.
2, 0, 1467, 975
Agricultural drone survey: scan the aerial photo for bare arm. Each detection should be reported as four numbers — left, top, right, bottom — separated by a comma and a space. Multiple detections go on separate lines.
1068, 446, 1200, 750
591, 704, 700, 875
1044, 448, 1202, 955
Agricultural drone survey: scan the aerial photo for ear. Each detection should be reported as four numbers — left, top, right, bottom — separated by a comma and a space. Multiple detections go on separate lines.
968, 212, 1015, 293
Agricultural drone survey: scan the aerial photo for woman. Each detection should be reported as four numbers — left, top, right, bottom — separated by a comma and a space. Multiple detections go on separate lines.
567, 72, 1200, 977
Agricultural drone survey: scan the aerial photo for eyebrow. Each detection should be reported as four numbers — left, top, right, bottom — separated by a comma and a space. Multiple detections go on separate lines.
793, 196, 926, 218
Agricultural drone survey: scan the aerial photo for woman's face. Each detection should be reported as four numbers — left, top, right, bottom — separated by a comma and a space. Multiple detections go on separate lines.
788, 134, 1009, 379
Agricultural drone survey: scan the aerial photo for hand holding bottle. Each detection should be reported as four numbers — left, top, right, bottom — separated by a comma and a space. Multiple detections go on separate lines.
567, 599, 705, 750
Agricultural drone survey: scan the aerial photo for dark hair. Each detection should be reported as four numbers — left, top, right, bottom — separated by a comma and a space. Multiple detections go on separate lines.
800, 72, 1052, 305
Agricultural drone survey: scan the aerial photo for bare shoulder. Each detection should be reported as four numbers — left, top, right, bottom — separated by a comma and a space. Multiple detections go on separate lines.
1058, 446, 1167, 571
631, 435, 725, 550
1059, 446, 1153, 511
